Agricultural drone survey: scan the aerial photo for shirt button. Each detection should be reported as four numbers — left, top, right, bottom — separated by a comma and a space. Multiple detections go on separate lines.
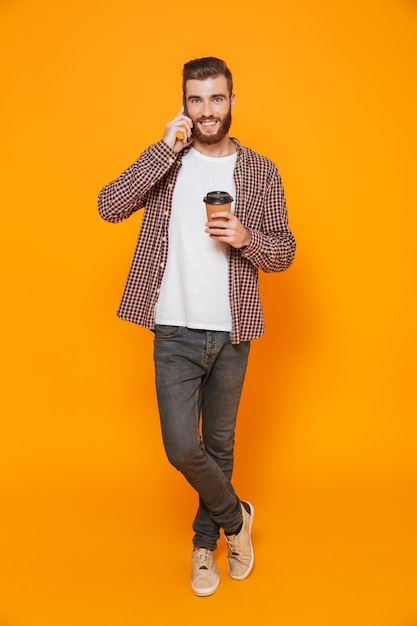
160, 262, 164, 268
163, 211, 168, 217
162, 236, 167, 242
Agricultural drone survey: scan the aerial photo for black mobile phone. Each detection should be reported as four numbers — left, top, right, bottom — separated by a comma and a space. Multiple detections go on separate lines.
183, 95, 191, 142
183, 94, 189, 117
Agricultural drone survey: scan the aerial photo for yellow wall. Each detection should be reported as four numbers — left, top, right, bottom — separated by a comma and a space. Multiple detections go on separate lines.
1, 1, 416, 624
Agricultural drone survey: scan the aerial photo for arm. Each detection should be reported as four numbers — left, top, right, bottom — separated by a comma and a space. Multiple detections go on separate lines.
98, 108, 193, 223
98, 140, 177, 223
240, 169, 296, 273
206, 167, 296, 273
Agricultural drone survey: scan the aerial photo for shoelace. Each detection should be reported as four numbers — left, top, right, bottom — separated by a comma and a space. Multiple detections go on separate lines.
225, 533, 240, 555
195, 548, 210, 570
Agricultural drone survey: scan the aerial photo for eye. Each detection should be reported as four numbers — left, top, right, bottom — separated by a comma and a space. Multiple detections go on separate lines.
191, 98, 201, 104
213, 97, 223, 103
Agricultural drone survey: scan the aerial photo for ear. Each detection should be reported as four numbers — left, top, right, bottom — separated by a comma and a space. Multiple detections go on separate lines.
230, 93, 236, 109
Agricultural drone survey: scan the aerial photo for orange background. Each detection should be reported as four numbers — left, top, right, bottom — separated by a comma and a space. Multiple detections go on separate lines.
1, 0, 416, 624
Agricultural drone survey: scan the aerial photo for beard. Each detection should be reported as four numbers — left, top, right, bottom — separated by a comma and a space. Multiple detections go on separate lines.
192, 108, 232, 145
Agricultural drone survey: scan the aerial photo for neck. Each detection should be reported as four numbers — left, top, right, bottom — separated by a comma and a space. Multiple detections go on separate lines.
192, 136, 236, 158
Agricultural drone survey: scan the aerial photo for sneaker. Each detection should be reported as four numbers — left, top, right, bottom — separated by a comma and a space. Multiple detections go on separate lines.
191, 548, 220, 597
225, 501, 254, 580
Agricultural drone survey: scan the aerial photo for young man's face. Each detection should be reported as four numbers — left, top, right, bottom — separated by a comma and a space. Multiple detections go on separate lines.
184, 75, 235, 145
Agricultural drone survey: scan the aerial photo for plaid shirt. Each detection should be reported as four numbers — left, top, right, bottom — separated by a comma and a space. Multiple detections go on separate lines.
98, 138, 296, 343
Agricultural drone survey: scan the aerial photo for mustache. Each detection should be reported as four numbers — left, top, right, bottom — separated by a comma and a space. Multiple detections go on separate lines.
197, 116, 219, 122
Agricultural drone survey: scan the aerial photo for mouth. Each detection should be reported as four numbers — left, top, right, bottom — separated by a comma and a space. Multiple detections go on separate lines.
198, 118, 218, 132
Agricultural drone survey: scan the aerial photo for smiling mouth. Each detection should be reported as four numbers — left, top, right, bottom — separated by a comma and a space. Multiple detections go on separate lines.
199, 119, 218, 130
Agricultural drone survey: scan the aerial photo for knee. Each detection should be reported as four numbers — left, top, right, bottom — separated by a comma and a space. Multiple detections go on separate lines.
164, 441, 201, 474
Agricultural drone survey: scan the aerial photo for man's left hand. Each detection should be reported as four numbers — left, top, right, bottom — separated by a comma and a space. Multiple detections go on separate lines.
205, 212, 251, 249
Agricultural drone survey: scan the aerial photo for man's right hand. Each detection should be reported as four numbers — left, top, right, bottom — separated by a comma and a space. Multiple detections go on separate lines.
163, 108, 193, 152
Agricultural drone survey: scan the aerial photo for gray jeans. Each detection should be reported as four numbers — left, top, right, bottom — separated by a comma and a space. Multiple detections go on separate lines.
153, 325, 250, 550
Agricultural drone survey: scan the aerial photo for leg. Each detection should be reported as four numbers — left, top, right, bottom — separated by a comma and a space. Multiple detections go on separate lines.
192, 337, 250, 548
153, 326, 248, 550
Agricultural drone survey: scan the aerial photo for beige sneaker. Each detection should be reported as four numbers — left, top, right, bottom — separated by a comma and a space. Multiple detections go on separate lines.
225, 501, 254, 580
191, 548, 220, 597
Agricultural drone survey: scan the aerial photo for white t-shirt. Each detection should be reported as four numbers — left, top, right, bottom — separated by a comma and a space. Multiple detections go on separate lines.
155, 147, 237, 331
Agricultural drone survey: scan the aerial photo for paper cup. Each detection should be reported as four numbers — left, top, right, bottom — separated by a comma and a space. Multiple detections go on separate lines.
203, 191, 234, 221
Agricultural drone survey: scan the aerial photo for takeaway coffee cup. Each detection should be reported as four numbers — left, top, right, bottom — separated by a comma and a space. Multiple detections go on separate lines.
203, 191, 234, 221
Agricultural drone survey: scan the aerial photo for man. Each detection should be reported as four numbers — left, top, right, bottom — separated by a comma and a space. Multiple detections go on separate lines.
98, 57, 296, 596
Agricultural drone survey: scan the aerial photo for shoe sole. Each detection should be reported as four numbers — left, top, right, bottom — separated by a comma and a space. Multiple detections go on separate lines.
191, 579, 220, 597
229, 500, 255, 581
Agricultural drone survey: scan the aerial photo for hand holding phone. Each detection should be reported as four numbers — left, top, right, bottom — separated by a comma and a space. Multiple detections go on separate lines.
162, 105, 193, 152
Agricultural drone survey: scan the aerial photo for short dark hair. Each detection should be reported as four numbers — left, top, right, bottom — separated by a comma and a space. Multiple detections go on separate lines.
182, 57, 233, 95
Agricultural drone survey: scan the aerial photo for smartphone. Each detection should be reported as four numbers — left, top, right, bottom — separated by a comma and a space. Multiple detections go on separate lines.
183, 95, 191, 142
183, 94, 189, 117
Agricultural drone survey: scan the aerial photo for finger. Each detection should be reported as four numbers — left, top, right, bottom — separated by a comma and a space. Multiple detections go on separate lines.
206, 218, 229, 227
170, 110, 190, 125
177, 112, 193, 129
176, 124, 192, 143
208, 211, 233, 221
166, 115, 191, 139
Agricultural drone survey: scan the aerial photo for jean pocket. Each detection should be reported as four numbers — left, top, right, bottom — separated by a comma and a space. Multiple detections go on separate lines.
154, 324, 181, 339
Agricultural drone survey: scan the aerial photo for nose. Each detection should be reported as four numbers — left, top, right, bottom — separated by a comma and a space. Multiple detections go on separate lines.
202, 100, 213, 117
